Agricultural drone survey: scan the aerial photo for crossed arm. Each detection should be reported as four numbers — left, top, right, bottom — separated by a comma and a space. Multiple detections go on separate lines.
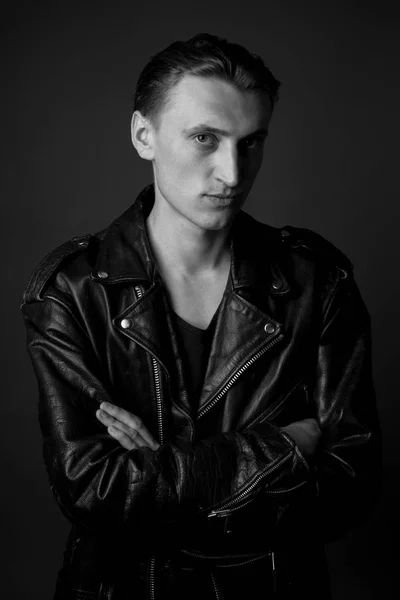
96, 401, 322, 457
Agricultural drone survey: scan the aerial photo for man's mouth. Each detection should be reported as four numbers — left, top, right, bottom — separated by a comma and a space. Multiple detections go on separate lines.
206, 193, 241, 199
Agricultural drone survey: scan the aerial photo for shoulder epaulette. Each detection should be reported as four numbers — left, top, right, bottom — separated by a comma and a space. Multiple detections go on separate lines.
280, 226, 354, 278
22, 234, 92, 305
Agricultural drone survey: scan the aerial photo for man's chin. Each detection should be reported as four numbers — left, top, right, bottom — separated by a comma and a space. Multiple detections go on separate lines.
194, 208, 240, 232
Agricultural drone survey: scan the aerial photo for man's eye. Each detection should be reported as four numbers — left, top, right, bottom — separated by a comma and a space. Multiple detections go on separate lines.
194, 134, 216, 147
243, 137, 264, 149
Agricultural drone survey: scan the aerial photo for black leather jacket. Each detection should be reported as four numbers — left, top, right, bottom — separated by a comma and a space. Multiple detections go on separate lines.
21, 184, 381, 600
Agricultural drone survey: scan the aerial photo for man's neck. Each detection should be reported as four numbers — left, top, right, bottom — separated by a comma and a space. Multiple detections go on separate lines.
145, 202, 232, 280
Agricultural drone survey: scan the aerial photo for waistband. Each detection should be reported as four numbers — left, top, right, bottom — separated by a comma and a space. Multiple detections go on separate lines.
142, 549, 277, 600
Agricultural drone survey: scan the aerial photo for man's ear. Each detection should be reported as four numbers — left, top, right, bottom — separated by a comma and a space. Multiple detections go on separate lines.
131, 111, 155, 160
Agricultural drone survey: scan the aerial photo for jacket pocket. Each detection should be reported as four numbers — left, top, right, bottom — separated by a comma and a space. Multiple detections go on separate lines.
273, 381, 313, 426
247, 380, 312, 429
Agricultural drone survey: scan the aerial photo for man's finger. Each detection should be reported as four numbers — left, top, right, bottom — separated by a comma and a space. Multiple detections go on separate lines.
97, 408, 135, 435
96, 409, 150, 447
96, 406, 159, 450
108, 426, 139, 450
99, 402, 160, 449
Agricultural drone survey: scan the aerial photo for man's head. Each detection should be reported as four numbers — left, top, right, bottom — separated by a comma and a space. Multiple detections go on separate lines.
131, 33, 280, 232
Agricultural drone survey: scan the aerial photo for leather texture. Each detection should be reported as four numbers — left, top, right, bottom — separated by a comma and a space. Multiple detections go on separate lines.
21, 184, 382, 599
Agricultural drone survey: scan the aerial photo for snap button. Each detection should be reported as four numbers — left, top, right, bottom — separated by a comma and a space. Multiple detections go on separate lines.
271, 280, 281, 290
160, 560, 173, 576
120, 318, 131, 329
97, 271, 108, 279
264, 323, 276, 334
281, 229, 291, 239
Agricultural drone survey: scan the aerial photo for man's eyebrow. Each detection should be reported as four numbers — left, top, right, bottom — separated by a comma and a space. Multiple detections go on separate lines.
182, 124, 268, 138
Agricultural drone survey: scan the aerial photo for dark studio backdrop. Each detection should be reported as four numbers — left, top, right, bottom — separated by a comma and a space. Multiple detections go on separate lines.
2, 1, 399, 598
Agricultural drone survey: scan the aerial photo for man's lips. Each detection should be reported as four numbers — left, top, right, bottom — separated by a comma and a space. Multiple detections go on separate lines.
203, 194, 240, 208
205, 193, 242, 199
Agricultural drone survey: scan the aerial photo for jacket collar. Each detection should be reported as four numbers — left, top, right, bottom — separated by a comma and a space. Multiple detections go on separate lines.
91, 184, 160, 285
91, 184, 291, 296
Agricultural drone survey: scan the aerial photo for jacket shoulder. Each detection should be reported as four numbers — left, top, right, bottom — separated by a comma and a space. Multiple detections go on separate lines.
22, 233, 98, 305
279, 225, 354, 278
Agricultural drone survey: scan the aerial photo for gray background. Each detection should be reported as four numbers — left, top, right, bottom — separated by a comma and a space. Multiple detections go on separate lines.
2, 0, 399, 597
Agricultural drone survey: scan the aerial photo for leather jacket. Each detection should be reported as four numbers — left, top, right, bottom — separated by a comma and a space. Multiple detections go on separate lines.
21, 184, 382, 599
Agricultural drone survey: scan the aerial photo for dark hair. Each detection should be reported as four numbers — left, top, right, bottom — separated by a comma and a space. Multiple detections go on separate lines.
133, 33, 281, 127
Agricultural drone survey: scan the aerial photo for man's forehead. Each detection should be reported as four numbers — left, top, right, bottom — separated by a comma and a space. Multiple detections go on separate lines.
161, 74, 272, 133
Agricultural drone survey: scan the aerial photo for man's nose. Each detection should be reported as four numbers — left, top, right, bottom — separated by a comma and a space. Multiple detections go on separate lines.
215, 146, 241, 188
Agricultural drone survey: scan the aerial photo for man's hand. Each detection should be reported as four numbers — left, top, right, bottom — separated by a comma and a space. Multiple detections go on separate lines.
96, 402, 160, 451
281, 418, 321, 457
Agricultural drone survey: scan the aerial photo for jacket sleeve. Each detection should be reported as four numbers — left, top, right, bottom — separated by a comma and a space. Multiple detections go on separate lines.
21, 291, 310, 536
268, 266, 382, 547
307, 268, 382, 542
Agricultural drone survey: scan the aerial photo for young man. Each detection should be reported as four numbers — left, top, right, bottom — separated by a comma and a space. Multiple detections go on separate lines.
21, 33, 381, 599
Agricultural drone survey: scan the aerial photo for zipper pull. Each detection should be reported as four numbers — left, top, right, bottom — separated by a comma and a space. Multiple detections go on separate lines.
271, 551, 277, 593
207, 509, 232, 519
208, 509, 233, 536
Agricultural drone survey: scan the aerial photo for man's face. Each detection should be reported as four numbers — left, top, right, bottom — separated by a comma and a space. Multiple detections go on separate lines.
147, 74, 273, 231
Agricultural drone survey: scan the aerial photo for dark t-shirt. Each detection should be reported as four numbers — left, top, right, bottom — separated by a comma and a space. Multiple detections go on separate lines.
173, 309, 219, 410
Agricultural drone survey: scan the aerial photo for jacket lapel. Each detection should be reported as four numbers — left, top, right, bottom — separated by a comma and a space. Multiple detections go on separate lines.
113, 280, 177, 377
198, 286, 284, 413
197, 210, 292, 413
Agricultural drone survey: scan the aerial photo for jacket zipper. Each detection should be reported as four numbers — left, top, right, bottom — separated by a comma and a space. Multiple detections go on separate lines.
135, 286, 164, 445
198, 332, 284, 420
207, 448, 293, 516
210, 571, 223, 600
207, 500, 252, 520
148, 555, 156, 600
149, 556, 156, 600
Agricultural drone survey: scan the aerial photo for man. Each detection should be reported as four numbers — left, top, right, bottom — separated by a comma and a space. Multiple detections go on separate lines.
21, 33, 381, 599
